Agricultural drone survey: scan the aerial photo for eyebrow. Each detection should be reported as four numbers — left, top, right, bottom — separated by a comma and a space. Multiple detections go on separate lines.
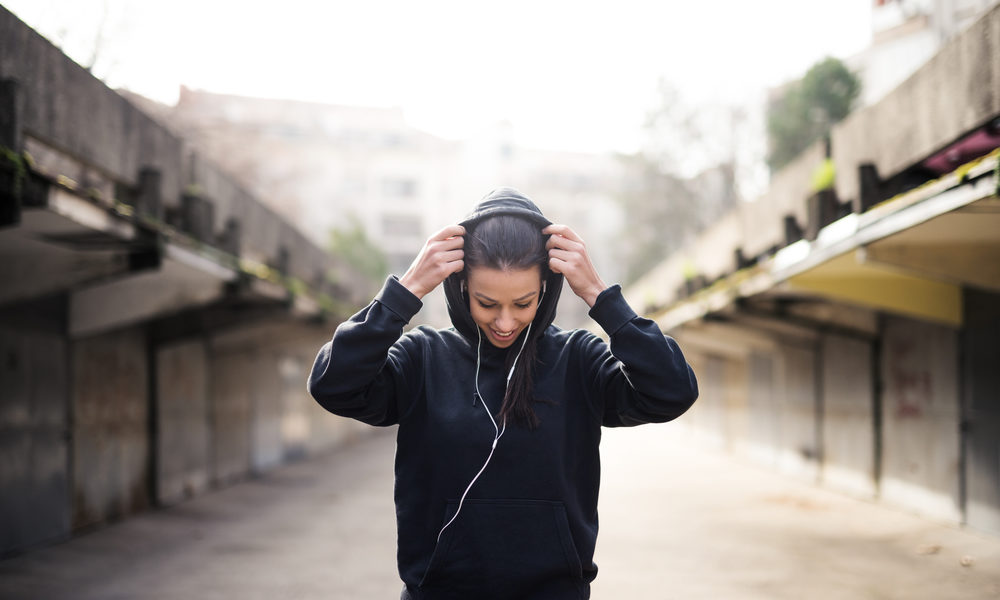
473, 291, 539, 303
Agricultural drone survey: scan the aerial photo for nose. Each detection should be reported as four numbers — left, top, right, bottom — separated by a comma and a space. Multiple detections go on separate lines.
495, 308, 517, 331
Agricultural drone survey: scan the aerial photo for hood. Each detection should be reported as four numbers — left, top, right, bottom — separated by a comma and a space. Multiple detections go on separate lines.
444, 187, 564, 343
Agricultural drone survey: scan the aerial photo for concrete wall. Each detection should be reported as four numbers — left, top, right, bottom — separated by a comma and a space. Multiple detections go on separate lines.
742, 141, 827, 258
963, 288, 1000, 535
624, 5, 1000, 536
880, 316, 961, 521
205, 322, 373, 486
0, 312, 376, 555
820, 334, 876, 498
71, 327, 150, 529
152, 325, 369, 505
677, 327, 825, 485
0, 7, 183, 206
775, 344, 821, 482
209, 349, 253, 486
155, 339, 211, 506
0, 7, 376, 556
679, 323, 964, 515
250, 351, 285, 474
208, 322, 372, 459
0, 297, 70, 554
627, 5, 1000, 318
833, 3, 1000, 206
0, 6, 366, 304
746, 352, 780, 465
667, 347, 727, 450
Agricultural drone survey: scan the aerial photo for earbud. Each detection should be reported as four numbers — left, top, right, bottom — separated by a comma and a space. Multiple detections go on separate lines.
539, 280, 547, 303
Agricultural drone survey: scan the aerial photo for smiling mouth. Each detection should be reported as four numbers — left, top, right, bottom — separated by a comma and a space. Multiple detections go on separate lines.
491, 328, 516, 340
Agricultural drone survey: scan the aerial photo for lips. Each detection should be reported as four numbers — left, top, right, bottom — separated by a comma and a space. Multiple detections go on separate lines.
491, 328, 516, 341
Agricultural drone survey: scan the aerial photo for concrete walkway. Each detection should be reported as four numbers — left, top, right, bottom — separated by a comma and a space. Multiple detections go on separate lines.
1, 424, 998, 599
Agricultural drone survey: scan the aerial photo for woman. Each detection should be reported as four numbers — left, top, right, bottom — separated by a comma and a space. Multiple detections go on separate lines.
308, 188, 698, 599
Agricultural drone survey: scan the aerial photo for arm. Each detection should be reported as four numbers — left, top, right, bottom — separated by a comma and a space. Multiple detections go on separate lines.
542, 223, 697, 426
308, 224, 465, 426
307, 276, 424, 426
584, 285, 699, 427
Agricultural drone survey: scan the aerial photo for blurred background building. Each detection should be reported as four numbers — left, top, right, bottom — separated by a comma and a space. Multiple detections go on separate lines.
129, 88, 626, 328
623, 0, 1000, 536
850, 0, 999, 107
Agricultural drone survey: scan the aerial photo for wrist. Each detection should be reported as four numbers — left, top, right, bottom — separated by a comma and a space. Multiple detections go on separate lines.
398, 273, 426, 299
582, 281, 607, 308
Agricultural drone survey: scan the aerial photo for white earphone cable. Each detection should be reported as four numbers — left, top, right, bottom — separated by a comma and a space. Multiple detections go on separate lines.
437, 321, 532, 543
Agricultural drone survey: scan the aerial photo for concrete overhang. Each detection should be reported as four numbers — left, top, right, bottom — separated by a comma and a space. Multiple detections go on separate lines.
649, 151, 999, 332
0, 186, 148, 306
1, 176, 331, 338
68, 240, 240, 338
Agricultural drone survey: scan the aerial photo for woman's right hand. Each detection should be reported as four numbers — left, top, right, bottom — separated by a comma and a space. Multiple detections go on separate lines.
399, 225, 465, 299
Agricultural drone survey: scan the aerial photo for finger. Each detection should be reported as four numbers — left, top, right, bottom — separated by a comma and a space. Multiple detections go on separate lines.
439, 249, 464, 263
546, 234, 583, 252
542, 224, 582, 243
435, 224, 466, 241
547, 256, 566, 274
548, 248, 578, 266
447, 259, 465, 275
435, 234, 464, 250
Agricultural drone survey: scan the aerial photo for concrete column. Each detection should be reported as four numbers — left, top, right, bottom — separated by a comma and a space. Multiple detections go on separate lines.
155, 339, 210, 506
180, 192, 215, 243
747, 351, 779, 465
880, 315, 961, 522
776, 344, 820, 482
0, 78, 21, 150
209, 350, 252, 485
962, 288, 1000, 535
250, 349, 283, 473
1, 78, 23, 227
136, 167, 163, 221
71, 327, 150, 529
0, 297, 70, 554
219, 217, 241, 256
821, 333, 876, 498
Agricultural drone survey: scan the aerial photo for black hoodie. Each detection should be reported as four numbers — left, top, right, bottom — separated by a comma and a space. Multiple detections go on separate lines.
308, 188, 698, 599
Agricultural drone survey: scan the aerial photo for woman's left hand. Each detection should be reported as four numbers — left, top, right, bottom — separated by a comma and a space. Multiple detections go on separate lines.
543, 224, 608, 308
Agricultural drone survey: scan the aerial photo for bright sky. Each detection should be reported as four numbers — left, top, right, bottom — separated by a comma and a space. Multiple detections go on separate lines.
4, 0, 872, 155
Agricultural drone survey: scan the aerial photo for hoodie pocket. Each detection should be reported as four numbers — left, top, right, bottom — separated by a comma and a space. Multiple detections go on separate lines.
420, 499, 583, 594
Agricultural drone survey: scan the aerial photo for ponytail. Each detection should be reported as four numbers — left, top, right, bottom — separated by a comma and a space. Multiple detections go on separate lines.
500, 325, 542, 428
464, 215, 551, 429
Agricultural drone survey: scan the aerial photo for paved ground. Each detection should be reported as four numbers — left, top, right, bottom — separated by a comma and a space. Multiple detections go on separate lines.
1, 424, 998, 599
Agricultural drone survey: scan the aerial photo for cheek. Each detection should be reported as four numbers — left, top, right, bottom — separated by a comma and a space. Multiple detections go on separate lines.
469, 305, 489, 325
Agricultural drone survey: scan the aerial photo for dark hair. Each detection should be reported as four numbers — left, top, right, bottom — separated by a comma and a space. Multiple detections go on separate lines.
464, 215, 549, 429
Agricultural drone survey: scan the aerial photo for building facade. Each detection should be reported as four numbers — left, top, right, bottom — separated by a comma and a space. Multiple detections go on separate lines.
622, 4, 1000, 535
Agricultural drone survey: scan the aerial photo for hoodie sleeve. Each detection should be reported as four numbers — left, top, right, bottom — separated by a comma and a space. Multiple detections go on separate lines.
581, 285, 699, 427
307, 276, 425, 427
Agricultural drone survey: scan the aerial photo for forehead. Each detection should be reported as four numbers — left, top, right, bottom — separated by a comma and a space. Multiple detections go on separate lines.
467, 266, 541, 298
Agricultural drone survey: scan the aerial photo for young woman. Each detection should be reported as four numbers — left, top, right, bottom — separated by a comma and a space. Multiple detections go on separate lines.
308, 188, 698, 599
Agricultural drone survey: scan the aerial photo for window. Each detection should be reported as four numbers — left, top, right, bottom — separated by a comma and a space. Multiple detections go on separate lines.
381, 178, 417, 198
382, 214, 422, 237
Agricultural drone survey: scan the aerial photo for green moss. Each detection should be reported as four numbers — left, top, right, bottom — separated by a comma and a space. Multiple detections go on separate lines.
183, 183, 204, 198
0, 146, 28, 200
810, 158, 835, 192
995, 152, 1000, 197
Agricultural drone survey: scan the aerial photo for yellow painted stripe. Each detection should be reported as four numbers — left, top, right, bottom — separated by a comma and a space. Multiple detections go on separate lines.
789, 265, 962, 327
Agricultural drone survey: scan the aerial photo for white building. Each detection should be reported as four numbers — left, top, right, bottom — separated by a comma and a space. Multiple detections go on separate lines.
143, 89, 626, 328
849, 0, 1000, 107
